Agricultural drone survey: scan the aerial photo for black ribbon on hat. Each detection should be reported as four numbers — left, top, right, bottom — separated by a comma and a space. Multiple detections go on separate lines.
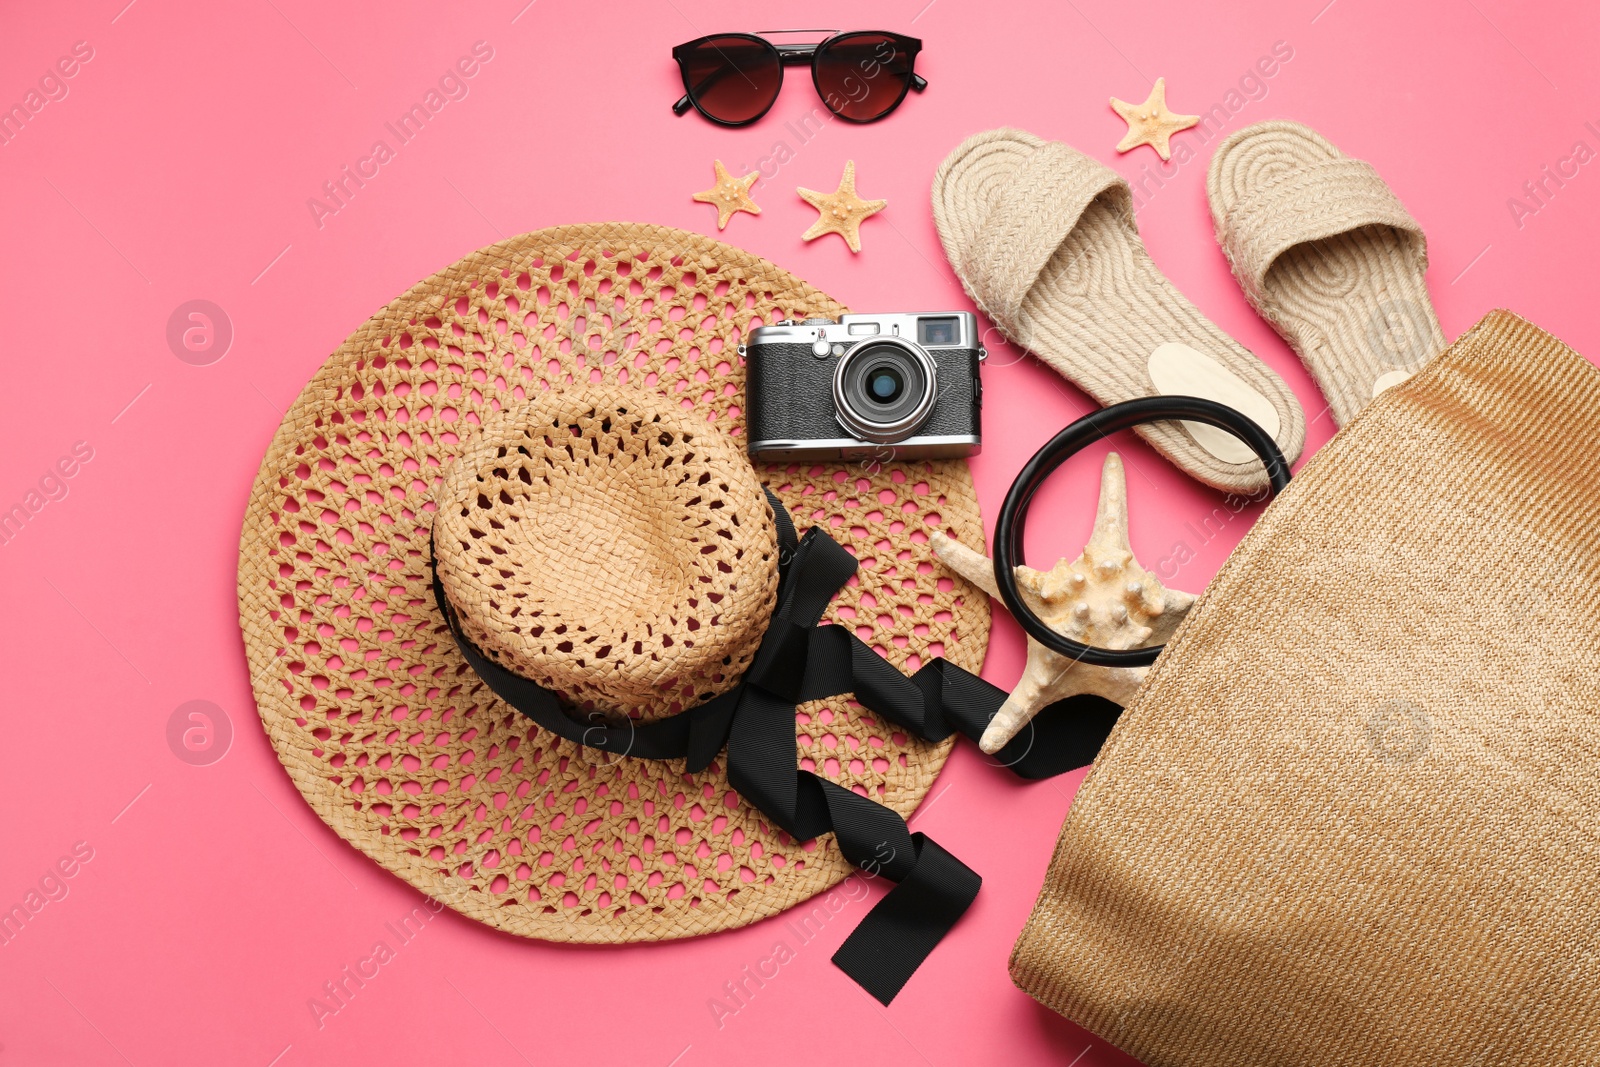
429, 489, 1120, 1004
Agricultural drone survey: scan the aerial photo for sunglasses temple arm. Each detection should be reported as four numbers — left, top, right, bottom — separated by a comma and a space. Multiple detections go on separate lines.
911, 73, 927, 92
672, 93, 694, 116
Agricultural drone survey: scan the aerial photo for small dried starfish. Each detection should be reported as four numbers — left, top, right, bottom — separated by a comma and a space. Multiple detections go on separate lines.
1110, 77, 1199, 161
931, 453, 1196, 754
797, 160, 886, 253
692, 160, 761, 230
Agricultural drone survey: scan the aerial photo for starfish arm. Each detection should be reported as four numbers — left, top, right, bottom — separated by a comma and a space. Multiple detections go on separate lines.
688, 192, 726, 230
979, 695, 1042, 755
1143, 604, 1189, 645
980, 657, 1150, 755
979, 643, 1118, 754
929, 530, 1002, 599
1087, 453, 1132, 555
979, 646, 1068, 754
1157, 120, 1197, 160
1140, 584, 1197, 644
853, 205, 888, 245
1077, 664, 1147, 706
799, 218, 833, 243
693, 195, 732, 229
1013, 564, 1048, 598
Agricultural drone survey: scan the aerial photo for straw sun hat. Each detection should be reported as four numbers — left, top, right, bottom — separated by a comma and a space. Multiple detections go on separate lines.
237, 223, 1008, 996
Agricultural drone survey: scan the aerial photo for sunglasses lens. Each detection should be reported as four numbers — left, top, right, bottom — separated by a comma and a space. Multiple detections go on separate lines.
681, 36, 781, 124
815, 34, 913, 121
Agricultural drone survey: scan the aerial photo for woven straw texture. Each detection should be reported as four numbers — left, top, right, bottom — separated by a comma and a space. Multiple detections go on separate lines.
237, 223, 991, 942
1011, 310, 1600, 1065
932, 127, 1306, 494
434, 386, 779, 717
1208, 120, 1447, 427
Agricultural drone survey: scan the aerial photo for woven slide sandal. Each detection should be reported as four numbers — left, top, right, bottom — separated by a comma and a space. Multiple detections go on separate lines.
933, 127, 1305, 495
1207, 121, 1446, 427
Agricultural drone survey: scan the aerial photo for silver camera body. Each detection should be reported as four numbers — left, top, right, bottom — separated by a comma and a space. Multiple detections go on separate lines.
742, 312, 985, 462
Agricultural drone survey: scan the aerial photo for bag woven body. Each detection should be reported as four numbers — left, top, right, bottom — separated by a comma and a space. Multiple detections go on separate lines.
1011, 310, 1600, 1065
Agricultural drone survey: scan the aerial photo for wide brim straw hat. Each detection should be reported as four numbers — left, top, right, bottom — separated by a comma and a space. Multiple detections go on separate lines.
237, 223, 991, 943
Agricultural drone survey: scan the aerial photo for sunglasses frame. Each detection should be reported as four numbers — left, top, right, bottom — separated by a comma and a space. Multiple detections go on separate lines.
671, 30, 927, 128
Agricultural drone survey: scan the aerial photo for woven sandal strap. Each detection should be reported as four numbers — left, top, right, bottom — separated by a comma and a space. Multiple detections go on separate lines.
965, 142, 1127, 333
1219, 157, 1425, 303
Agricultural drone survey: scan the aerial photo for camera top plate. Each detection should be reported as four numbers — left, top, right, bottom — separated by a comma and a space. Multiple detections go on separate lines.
748, 312, 984, 354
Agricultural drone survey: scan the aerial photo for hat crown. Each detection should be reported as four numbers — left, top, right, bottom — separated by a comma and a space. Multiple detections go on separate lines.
433, 386, 778, 719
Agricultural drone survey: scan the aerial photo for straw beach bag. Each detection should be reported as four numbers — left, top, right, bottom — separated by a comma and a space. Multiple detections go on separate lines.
1010, 310, 1600, 1065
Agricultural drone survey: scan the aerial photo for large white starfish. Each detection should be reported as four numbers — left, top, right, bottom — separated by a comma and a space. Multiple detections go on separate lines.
931, 453, 1196, 754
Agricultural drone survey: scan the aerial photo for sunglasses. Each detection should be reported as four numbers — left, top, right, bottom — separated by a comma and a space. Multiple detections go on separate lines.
671, 29, 926, 127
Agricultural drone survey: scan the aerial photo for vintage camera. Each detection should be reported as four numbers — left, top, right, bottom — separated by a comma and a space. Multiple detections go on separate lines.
743, 312, 985, 462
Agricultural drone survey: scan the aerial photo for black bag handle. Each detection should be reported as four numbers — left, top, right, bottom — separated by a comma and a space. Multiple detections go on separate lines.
992, 396, 1292, 668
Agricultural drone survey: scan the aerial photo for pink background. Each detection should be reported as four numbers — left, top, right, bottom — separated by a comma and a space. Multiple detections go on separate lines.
2, 0, 1596, 1063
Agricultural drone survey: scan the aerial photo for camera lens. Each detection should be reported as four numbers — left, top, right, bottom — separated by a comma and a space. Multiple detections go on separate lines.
867, 366, 904, 403
832, 339, 939, 444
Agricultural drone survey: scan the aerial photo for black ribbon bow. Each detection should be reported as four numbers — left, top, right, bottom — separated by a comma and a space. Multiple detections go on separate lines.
431, 493, 1121, 1003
